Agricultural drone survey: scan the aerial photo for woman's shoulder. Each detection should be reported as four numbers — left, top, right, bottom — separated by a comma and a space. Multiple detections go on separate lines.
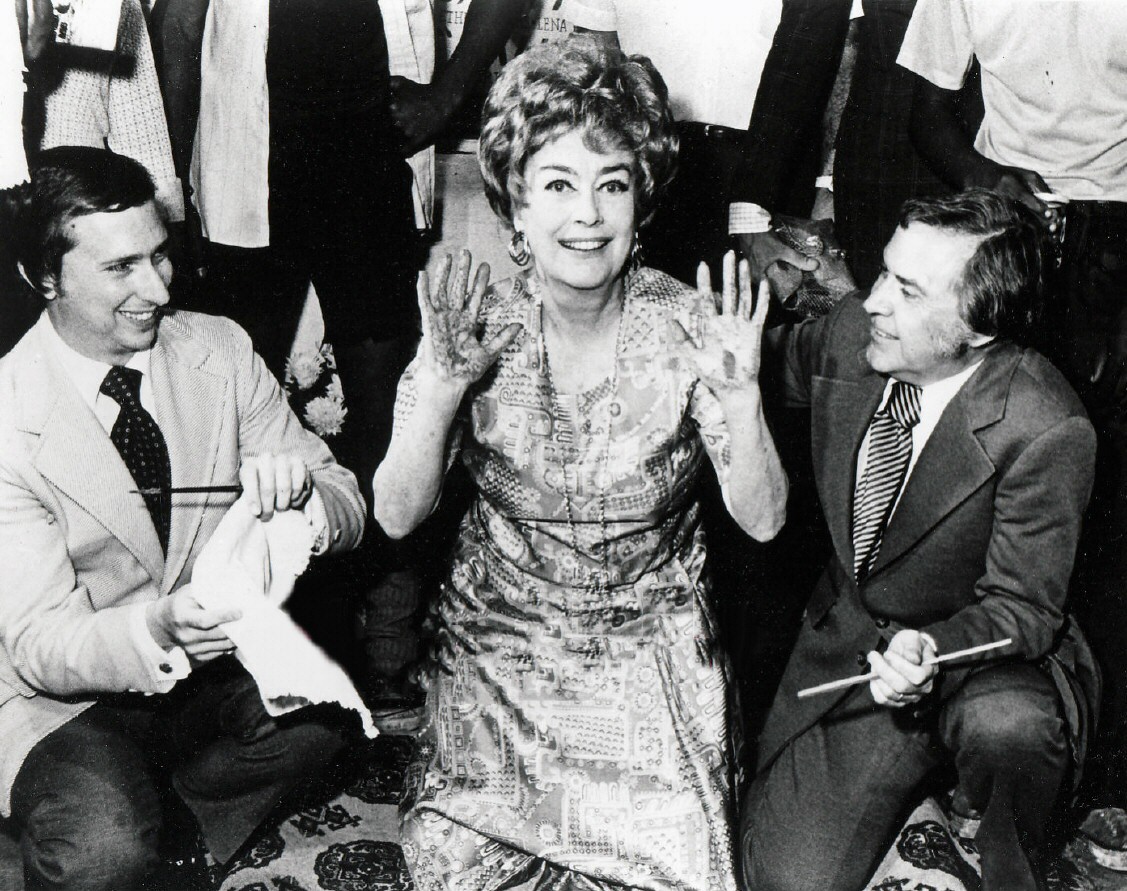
628, 267, 711, 319
479, 275, 534, 326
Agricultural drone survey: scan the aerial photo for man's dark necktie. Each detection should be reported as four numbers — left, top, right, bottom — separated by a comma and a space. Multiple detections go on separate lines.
852, 380, 922, 580
100, 366, 171, 553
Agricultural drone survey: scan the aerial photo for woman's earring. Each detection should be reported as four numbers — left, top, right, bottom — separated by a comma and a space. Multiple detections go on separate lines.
509, 230, 532, 266
628, 234, 644, 274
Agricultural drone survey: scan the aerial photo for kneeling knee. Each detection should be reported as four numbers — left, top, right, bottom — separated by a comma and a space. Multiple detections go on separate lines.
955, 694, 1066, 771
23, 820, 158, 890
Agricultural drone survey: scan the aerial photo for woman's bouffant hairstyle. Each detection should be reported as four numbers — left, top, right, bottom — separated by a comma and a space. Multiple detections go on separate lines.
478, 37, 678, 228
898, 189, 1050, 347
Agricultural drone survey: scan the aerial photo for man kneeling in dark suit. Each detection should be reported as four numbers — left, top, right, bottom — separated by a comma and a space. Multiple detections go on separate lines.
742, 190, 1099, 891
0, 147, 366, 890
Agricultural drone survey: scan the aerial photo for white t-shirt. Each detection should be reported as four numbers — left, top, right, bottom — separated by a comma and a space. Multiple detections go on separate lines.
563, 0, 782, 130
897, 0, 1127, 202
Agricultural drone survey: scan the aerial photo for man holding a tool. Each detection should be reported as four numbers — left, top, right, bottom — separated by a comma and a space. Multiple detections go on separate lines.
740, 190, 1099, 891
0, 147, 366, 890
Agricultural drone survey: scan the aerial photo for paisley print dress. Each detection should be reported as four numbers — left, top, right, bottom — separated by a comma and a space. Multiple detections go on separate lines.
400, 269, 743, 891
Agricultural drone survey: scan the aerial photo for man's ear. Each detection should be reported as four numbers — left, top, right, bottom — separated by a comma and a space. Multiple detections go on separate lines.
17, 261, 55, 300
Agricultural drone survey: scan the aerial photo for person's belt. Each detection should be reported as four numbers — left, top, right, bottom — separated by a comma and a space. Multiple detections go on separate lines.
678, 121, 747, 143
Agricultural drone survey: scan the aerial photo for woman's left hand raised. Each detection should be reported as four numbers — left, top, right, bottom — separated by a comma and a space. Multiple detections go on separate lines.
669, 251, 769, 395
418, 250, 524, 393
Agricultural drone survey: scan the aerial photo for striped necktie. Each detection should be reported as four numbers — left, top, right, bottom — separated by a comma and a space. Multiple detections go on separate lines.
100, 366, 172, 553
852, 380, 922, 580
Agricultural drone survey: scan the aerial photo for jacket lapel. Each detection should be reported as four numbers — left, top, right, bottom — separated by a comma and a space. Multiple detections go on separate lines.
152, 316, 228, 593
812, 368, 886, 576
21, 327, 166, 583
868, 346, 1016, 577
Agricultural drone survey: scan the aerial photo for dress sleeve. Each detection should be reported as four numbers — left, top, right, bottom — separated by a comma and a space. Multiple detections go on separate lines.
896, 0, 976, 91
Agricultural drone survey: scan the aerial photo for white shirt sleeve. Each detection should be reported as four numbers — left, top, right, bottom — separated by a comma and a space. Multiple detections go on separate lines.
127, 602, 191, 692
728, 202, 773, 235
562, 0, 618, 32
896, 0, 976, 91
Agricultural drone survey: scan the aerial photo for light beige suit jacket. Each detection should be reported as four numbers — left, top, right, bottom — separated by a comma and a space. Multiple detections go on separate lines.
0, 311, 365, 813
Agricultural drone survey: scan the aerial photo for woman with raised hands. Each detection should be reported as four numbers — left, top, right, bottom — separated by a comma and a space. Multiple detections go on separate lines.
373, 36, 786, 891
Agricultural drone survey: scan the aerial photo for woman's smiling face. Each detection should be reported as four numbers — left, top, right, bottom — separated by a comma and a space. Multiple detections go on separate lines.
514, 129, 637, 300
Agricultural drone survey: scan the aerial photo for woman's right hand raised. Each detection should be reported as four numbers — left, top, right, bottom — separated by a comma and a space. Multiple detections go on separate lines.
417, 250, 523, 391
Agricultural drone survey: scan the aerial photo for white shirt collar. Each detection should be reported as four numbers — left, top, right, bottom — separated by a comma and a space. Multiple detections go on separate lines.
874, 359, 984, 484
880, 360, 983, 425
38, 312, 152, 413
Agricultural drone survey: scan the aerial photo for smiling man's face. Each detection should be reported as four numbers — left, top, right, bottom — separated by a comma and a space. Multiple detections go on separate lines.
863, 221, 991, 386
43, 200, 173, 365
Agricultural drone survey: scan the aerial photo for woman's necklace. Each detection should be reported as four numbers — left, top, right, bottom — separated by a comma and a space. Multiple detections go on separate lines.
532, 277, 628, 596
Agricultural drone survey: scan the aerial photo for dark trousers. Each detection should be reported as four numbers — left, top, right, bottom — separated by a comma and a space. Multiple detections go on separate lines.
740, 663, 1069, 891
1046, 199, 1127, 805
203, 117, 421, 378
643, 122, 746, 286
10, 659, 347, 890
833, 1, 954, 290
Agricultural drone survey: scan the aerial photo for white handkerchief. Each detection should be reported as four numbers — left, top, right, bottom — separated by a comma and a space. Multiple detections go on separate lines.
192, 497, 377, 738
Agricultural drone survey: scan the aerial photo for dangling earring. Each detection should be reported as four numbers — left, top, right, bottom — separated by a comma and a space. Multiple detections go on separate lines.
509, 230, 531, 266
627, 234, 644, 274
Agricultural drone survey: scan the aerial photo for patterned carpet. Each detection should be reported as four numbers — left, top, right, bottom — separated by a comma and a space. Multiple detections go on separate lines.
204, 735, 1124, 891
1, 733, 1120, 890
213, 735, 416, 891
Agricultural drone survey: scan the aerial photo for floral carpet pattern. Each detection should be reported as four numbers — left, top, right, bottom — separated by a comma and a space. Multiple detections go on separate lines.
0, 732, 1117, 890
214, 736, 416, 891
201, 735, 1124, 891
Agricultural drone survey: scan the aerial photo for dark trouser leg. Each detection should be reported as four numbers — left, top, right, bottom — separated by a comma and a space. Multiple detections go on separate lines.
643, 125, 744, 286
740, 691, 937, 891
1046, 202, 1127, 805
937, 664, 1069, 891
167, 659, 348, 863
282, 128, 427, 697
201, 242, 312, 384
11, 707, 162, 891
741, 664, 1068, 891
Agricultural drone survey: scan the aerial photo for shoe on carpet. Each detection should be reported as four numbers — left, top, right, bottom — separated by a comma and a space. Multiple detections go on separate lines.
362, 675, 426, 736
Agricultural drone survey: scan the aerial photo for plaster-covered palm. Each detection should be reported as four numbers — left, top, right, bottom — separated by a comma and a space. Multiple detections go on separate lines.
670, 251, 769, 395
418, 250, 523, 389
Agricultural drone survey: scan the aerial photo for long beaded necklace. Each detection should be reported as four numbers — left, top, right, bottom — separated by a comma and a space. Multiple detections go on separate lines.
531, 276, 628, 596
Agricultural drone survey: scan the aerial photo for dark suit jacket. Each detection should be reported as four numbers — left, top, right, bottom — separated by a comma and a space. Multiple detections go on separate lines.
758, 295, 1099, 772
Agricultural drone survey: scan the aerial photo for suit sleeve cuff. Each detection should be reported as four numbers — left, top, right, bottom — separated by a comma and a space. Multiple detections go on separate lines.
729, 202, 773, 235
128, 603, 190, 692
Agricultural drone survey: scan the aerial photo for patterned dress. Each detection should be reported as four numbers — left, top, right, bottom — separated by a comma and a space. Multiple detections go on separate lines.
400, 268, 743, 891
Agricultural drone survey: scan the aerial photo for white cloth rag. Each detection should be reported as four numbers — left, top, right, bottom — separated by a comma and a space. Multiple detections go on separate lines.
191, 496, 377, 738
